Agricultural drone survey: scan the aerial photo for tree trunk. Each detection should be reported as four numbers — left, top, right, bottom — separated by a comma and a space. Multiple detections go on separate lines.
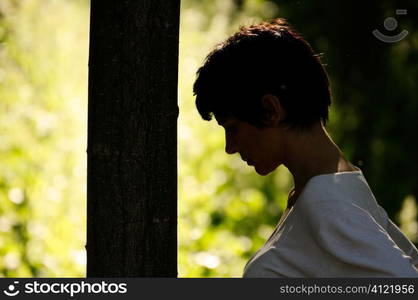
87, 0, 179, 277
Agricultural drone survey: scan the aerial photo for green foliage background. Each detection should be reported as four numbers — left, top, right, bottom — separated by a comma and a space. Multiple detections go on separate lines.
0, 0, 417, 277
0, 0, 88, 276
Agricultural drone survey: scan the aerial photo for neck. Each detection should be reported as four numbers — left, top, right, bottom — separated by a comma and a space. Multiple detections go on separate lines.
282, 122, 356, 196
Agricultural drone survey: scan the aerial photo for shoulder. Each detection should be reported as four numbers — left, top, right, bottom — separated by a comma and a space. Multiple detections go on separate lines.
288, 172, 418, 276
296, 171, 376, 220
298, 188, 375, 236
295, 172, 387, 241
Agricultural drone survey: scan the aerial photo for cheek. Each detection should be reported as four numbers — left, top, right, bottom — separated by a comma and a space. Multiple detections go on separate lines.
258, 139, 283, 169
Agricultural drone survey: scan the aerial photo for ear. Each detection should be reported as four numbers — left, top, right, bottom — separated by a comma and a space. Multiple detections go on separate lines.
260, 94, 285, 126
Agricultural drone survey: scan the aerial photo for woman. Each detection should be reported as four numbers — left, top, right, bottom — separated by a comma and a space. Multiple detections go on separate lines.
193, 18, 418, 277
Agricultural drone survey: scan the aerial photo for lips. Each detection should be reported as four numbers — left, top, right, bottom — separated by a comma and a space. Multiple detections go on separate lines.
244, 158, 253, 165
241, 154, 253, 166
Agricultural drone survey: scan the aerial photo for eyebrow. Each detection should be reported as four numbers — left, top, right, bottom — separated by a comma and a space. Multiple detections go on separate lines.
216, 118, 227, 126
219, 120, 232, 127
216, 116, 234, 127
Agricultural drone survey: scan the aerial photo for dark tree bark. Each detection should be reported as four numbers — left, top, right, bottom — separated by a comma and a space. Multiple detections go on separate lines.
87, 0, 179, 277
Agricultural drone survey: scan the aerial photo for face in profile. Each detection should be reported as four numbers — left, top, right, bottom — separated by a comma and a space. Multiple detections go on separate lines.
216, 115, 284, 175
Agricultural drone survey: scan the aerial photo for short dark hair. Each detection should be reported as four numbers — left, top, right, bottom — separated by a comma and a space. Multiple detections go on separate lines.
193, 18, 331, 129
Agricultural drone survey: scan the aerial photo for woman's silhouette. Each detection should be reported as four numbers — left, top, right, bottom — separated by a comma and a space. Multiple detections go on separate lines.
193, 18, 418, 277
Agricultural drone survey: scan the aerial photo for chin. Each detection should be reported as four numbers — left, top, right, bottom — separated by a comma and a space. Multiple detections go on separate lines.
254, 163, 280, 176
254, 166, 273, 176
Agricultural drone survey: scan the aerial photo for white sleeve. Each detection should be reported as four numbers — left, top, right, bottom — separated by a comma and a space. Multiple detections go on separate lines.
377, 205, 418, 268
302, 200, 418, 277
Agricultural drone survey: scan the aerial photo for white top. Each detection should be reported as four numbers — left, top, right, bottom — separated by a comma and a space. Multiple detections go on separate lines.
243, 170, 418, 277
